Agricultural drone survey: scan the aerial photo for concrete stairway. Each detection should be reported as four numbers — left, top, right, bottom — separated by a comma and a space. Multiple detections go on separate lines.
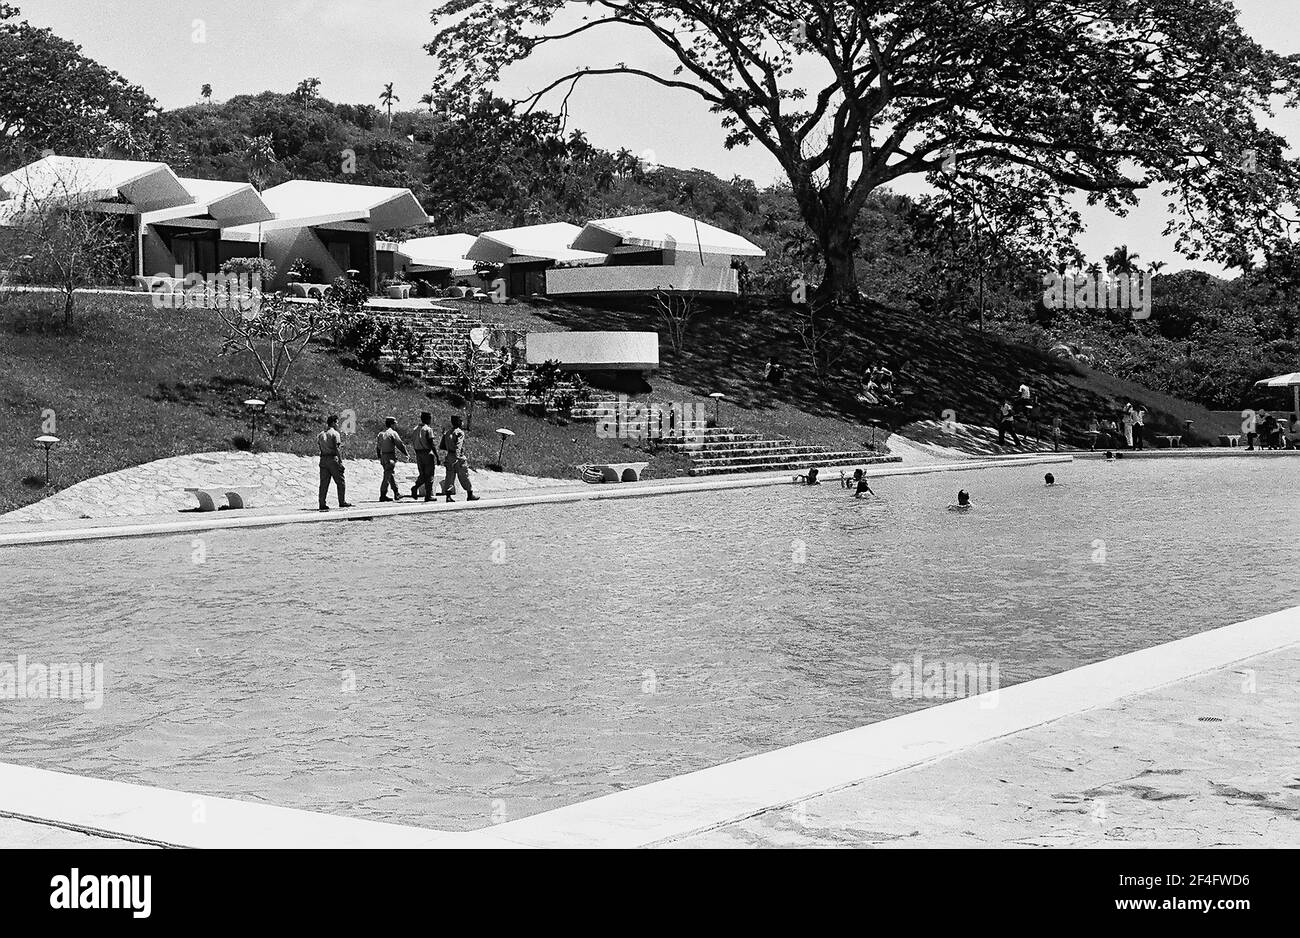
368, 308, 584, 406
655, 426, 895, 476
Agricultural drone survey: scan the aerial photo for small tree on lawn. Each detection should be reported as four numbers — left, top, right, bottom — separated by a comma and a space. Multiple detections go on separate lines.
793, 296, 848, 388
215, 292, 338, 400
0, 169, 130, 328
651, 287, 700, 352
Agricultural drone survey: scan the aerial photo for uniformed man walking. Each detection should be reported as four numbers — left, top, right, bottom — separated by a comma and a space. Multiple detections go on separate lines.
409, 411, 438, 502
317, 414, 352, 511
376, 416, 409, 502
440, 414, 479, 502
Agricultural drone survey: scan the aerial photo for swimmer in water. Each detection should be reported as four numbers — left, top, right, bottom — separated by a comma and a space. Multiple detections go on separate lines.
948, 489, 971, 511
1045, 472, 1055, 485
793, 467, 821, 485
847, 468, 874, 498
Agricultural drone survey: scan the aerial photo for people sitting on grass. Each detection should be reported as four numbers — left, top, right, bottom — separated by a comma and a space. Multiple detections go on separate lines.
763, 359, 786, 386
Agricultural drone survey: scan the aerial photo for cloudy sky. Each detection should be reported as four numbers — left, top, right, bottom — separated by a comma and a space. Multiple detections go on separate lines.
17, 0, 1300, 275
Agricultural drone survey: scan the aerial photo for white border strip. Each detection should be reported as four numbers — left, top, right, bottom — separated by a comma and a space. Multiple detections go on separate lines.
457, 603, 1300, 848
0, 765, 461, 849
2, 599, 1293, 850
0, 456, 1070, 549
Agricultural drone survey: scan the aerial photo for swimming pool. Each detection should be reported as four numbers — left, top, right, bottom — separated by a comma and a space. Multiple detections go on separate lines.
1, 457, 1296, 832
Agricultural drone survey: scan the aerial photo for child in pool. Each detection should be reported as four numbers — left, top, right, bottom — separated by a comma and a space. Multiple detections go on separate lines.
841, 468, 874, 497
1045, 472, 1055, 485
793, 467, 821, 485
948, 489, 971, 511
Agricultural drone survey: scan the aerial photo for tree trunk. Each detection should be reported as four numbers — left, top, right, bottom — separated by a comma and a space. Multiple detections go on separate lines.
816, 224, 860, 301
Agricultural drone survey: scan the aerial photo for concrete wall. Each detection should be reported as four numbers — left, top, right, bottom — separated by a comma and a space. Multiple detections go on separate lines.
526, 331, 659, 371
141, 227, 178, 280
546, 264, 738, 297
263, 227, 344, 290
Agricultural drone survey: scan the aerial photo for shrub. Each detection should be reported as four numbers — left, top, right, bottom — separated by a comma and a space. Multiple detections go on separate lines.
219, 257, 277, 286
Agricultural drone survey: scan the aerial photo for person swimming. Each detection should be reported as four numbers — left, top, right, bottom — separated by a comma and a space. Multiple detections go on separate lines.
847, 468, 874, 498
1045, 472, 1055, 485
793, 467, 821, 485
948, 489, 971, 511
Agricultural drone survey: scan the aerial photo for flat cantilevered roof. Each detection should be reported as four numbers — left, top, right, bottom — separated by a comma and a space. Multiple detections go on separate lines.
141, 178, 275, 228
572, 210, 765, 257
467, 222, 606, 266
223, 180, 430, 240
0, 155, 192, 214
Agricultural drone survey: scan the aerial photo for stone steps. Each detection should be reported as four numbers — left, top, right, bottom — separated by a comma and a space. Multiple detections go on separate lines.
688, 453, 899, 476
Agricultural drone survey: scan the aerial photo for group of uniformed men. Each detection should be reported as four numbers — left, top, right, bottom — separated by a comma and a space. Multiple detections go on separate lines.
315, 411, 477, 511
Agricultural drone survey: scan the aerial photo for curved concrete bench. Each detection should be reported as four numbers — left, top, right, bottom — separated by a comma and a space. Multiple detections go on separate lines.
579, 462, 649, 483
184, 486, 261, 511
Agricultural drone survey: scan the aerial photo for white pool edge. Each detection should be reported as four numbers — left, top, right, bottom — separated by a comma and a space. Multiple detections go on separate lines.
0, 455, 1071, 549
464, 603, 1300, 848
1, 599, 1294, 849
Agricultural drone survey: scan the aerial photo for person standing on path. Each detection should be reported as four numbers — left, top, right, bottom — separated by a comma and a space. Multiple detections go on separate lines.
409, 411, 438, 501
997, 400, 1020, 446
440, 414, 479, 503
317, 414, 352, 511
1132, 405, 1146, 451
376, 416, 409, 502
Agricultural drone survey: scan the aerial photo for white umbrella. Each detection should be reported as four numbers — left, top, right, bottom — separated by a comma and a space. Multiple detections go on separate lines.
1254, 372, 1300, 418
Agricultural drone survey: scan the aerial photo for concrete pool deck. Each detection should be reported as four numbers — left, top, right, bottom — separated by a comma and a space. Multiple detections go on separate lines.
0, 453, 1069, 549
3, 602, 1296, 849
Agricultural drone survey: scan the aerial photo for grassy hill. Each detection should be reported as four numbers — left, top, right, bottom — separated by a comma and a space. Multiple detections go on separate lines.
0, 290, 1228, 515
528, 295, 1232, 449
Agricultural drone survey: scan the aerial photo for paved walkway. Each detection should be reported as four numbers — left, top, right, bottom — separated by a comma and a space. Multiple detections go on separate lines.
663, 642, 1300, 848
0, 452, 573, 525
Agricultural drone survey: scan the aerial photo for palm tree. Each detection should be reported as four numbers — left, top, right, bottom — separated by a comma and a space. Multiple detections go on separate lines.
200, 83, 213, 106
1149, 260, 1167, 274
245, 135, 277, 191
614, 147, 635, 177
1104, 244, 1141, 276
419, 91, 435, 112
380, 82, 399, 132
1085, 261, 1103, 277
295, 77, 321, 115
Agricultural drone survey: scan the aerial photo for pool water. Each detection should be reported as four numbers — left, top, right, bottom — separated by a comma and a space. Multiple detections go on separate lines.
1, 458, 1297, 831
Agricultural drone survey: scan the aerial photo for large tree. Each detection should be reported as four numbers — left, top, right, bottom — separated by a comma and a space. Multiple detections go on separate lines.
427, 0, 1300, 299
0, 3, 161, 167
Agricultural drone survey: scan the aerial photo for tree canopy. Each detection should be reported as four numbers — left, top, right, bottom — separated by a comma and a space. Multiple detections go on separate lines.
427, 0, 1300, 298
0, 3, 161, 167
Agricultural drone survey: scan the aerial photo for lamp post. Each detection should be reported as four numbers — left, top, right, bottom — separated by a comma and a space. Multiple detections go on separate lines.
709, 392, 724, 427
495, 427, 515, 467
34, 435, 59, 486
244, 399, 266, 449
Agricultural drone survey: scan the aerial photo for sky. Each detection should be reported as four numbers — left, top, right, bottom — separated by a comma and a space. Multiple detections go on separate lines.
14, 0, 1300, 275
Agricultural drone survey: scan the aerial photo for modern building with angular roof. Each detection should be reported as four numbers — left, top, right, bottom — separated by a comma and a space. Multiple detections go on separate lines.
223, 180, 431, 290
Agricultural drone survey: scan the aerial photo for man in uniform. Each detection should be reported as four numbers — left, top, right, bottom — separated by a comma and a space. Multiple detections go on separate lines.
440, 414, 479, 503
317, 414, 352, 511
409, 411, 438, 501
376, 416, 409, 502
